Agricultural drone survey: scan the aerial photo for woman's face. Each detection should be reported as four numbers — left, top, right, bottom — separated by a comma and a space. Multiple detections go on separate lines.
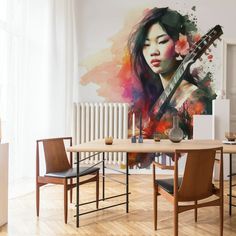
142, 22, 176, 75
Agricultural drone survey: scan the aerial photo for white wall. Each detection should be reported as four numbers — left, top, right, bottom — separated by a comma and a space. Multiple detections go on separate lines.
225, 42, 236, 172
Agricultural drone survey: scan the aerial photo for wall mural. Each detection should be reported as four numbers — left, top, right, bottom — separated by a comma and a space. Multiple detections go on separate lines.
80, 6, 222, 168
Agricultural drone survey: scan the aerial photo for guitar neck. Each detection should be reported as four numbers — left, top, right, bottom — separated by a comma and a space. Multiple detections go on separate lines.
151, 63, 186, 119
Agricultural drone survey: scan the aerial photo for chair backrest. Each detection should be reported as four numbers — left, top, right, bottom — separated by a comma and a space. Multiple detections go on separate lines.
176, 147, 223, 201
37, 137, 72, 174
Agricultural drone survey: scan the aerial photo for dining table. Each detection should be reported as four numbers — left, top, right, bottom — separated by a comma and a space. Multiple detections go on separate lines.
67, 138, 236, 227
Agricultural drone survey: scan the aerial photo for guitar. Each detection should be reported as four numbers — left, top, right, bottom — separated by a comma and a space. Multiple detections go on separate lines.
150, 25, 223, 120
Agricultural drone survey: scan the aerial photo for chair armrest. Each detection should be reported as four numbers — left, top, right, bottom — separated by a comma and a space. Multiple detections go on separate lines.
153, 161, 174, 170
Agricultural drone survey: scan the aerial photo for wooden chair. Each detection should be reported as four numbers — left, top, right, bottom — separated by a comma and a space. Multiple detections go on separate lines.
36, 137, 100, 223
153, 147, 223, 236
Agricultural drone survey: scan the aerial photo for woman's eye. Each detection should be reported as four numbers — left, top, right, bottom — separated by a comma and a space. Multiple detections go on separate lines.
143, 43, 150, 47
159, 39, 169, 44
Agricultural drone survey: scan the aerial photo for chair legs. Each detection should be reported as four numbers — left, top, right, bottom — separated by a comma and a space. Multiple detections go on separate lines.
220, 199, 223, 236
36, 184, 40, 216
154, 190, 157, 230
63, 172, 99, 224
37, 173, 99, 224
174, 200, 178, 236
194, 200, 198, 222
64, 180, 68, 224
96, 170, 99, 209
70, 179, 73, 203
153, 191, 179, 235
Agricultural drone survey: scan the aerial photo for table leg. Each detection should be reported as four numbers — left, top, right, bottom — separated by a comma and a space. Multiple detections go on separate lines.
229, 153, 232, 216
76, 152, 80, 227
102, 152, 105, 200
126, 153, 129, 213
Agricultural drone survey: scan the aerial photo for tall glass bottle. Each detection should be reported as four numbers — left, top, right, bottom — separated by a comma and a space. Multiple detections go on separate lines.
168, 115, 184, 143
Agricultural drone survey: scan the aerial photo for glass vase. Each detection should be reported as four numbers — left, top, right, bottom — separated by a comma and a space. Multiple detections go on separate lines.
168, 115, 184, 143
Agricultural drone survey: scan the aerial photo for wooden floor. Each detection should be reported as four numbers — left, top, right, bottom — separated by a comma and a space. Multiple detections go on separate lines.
1, 174, 236, 236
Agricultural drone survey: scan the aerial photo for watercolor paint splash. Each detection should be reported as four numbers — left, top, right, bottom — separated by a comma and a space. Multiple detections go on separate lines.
79, 6, 217, 168
80, 7, 214, 105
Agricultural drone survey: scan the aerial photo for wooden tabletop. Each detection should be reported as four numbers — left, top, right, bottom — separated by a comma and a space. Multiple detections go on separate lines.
67, 139, 236, 154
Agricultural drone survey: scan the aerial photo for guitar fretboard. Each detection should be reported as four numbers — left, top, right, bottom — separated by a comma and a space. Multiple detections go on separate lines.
151, 64, 185, 115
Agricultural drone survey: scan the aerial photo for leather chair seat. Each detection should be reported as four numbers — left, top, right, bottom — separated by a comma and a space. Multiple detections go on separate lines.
155, 178, 183, 194
45, 167, 100, 178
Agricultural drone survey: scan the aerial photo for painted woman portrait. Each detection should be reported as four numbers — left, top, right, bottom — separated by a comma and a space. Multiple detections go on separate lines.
80, 6, 217, 168
127, 7, 216, 167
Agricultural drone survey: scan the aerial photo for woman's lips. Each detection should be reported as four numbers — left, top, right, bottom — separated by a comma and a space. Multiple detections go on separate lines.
150, 59, 161, 67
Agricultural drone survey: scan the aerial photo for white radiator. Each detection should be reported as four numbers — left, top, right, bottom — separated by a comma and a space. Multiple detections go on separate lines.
73, 102, 129, 165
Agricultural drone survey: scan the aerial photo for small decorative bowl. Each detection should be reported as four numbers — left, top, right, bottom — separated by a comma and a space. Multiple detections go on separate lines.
225, 132, 236, 141
153, 133, 161, 142
105, 137, 113, 145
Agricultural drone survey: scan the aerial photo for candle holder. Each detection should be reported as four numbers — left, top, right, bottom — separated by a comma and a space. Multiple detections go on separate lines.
138, 111, 143, 143
105, 137, 113, 145
131, 136, 136, 143
138, 135, 143, 143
